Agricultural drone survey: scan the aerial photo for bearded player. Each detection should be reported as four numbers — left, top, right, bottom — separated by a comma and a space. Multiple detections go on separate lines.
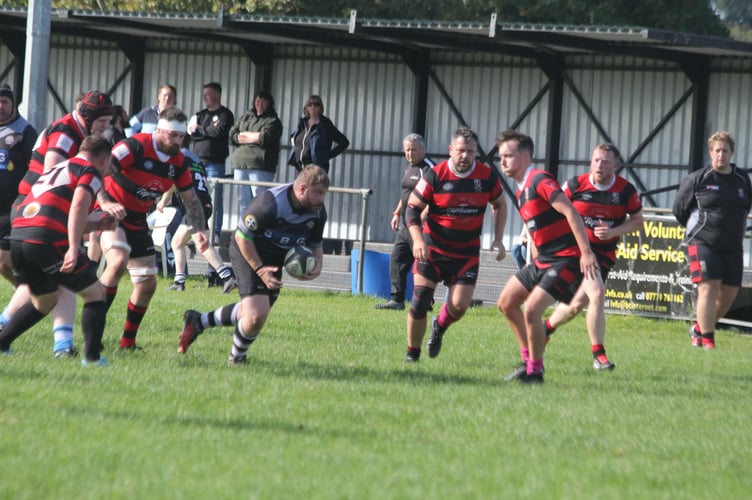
403, 127, 507, 363
97, 107, 209, 350
177, 165, 328, 364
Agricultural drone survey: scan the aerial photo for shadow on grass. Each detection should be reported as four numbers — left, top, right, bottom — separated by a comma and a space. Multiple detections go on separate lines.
247, 357, 504, 388
60, 403, 362, 438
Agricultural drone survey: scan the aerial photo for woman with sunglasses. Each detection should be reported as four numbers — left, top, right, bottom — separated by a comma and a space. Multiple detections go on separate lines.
288, 95, 349, 173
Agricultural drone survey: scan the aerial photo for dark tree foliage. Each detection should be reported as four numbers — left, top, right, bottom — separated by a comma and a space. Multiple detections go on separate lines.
6, 0, 730, 37
715, 0, 752, 27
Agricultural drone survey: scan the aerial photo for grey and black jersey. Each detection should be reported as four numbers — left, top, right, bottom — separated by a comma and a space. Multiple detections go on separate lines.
234, 183, 327, 266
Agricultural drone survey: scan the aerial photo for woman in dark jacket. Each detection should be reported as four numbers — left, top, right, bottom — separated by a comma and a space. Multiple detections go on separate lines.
288, 95, 349, 173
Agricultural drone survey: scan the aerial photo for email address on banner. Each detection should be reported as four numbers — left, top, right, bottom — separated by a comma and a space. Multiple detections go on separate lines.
607, 269, 671, 284
605, 299, 669, 313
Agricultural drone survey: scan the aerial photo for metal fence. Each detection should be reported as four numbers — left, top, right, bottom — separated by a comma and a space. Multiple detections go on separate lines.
208, 177, 375, 293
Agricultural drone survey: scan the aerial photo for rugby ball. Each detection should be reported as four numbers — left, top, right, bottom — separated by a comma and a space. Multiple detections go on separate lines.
284, 245, 316, 278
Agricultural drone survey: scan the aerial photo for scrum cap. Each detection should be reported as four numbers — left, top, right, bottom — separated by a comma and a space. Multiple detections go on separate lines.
78, 90, 114, 132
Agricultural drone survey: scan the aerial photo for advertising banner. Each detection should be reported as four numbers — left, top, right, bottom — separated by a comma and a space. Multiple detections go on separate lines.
604, 215, 694, 319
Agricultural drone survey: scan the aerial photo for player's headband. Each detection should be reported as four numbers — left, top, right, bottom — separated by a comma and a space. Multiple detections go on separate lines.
157, 119, 187, 133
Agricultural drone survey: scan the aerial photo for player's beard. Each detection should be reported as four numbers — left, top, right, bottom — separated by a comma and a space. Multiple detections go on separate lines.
158, 139, 181, 156
300, 197, 322, 214
0, 108, 16, 125
455, 161, 472, 173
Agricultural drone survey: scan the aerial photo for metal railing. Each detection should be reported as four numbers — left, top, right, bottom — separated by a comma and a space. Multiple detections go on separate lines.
208, 177, 374, 294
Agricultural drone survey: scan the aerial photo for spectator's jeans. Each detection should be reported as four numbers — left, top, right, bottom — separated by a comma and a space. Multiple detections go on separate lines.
511, 243, 528, 270
234, 169, 275, 217
204, 162, 225, 237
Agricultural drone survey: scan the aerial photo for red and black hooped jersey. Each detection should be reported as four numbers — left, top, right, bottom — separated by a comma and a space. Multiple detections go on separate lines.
11, 156, 102, 247
412, 159, 503, 257
18, 113, 86, 196
517, 168, 580, 266
564, 173, 642, 265
106, 133, 194, 215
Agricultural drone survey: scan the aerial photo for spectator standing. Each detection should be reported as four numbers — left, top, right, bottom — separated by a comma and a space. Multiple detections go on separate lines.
229, 90, 283, 217
177, 165, 329, 363
375, 133, 435, 310
98, 108, 209, 350
127, 84, 176, 136
403, 127, 506, 363
496, 130, 597, 384
288, 94, 349, 174
0, 136, 123, 365
673, 131, 751, 349
0, 83, 38, 284
188, 82, 234, 245
542, 143, 644, 370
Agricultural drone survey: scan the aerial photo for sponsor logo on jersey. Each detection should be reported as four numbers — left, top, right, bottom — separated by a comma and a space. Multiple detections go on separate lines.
113, 143, 129, 161
144, 160, 154, 171
22, 201, 41, 218
244, 214, 258, 231
56, 135, 75, 153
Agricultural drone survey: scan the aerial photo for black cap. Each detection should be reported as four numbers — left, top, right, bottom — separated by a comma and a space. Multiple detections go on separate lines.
0, 84, 14, 102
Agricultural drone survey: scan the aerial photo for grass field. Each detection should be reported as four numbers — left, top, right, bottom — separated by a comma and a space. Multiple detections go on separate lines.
1, 277, 751, 499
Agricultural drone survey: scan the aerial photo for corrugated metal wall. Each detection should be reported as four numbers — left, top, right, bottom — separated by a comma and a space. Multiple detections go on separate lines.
44, 36, 131, 126
4, 34, 752, 249
560, 55, 694, 209
0, 44, 16, 89
274, 46, 416, 242
140, 40, 254, 124
707, 59, 752, 169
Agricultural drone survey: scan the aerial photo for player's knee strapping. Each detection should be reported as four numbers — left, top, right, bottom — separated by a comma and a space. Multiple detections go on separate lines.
129, 266, 158, 284
102, 240, 131, 254
409, 285, 434, 319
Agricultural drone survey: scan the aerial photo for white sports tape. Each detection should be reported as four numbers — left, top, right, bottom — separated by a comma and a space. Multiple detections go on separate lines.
103, 240, 132, 253
129, 266, 158, 283
157, 119, 187, 133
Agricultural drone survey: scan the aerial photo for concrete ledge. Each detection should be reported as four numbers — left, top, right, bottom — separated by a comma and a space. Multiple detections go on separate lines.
185, 240, 518, 306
